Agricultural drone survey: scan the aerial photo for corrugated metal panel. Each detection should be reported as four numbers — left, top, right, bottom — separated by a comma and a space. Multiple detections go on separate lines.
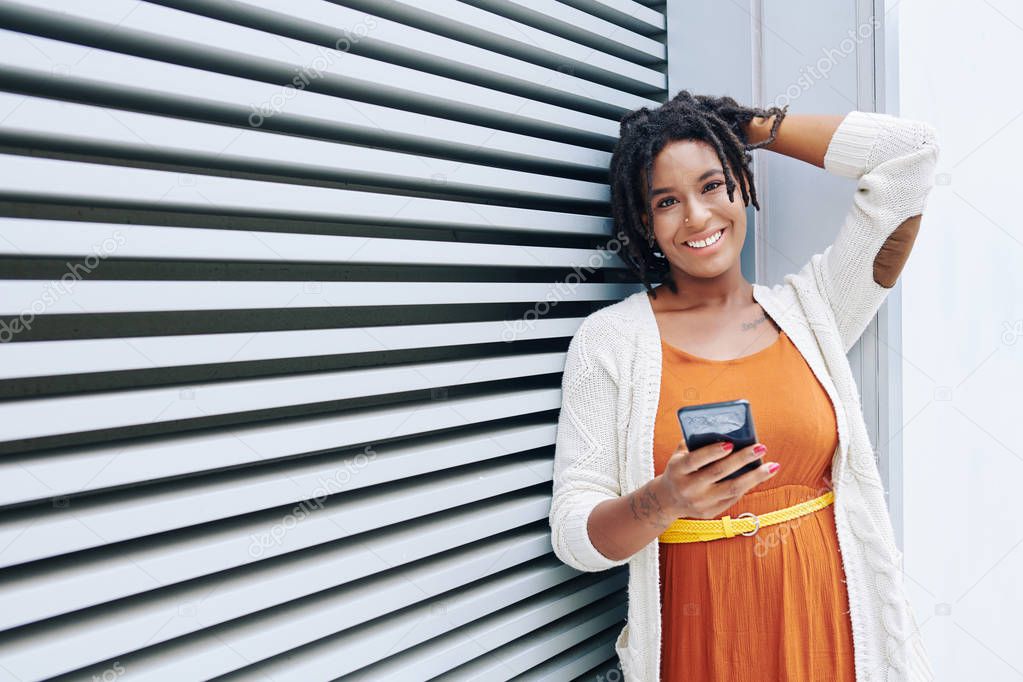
0, 0, 665, 679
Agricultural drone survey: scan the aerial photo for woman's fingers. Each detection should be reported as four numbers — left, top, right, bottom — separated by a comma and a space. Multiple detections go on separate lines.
667, 439, 735, 476
714, 459, 781, 504
697, 443, 767, 485
661, 440, 781, 519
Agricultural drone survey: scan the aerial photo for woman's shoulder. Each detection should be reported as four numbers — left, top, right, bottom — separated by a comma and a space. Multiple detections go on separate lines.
570, 291, 647, 358
580, 289, 645, 329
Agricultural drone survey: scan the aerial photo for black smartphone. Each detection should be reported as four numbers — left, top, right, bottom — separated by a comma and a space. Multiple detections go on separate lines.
676, 399, 761, 483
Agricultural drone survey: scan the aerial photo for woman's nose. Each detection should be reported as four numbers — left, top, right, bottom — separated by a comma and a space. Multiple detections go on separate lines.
683, 200, 713, 226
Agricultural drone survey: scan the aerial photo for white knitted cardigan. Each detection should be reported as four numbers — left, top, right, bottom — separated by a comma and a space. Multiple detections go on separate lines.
549, 110, 940, 681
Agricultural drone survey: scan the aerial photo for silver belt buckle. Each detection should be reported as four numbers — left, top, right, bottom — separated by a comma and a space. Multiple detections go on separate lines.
736, 511, 760, 536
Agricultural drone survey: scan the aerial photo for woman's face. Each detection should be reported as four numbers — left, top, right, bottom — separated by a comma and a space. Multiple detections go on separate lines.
641, 138, 748, 279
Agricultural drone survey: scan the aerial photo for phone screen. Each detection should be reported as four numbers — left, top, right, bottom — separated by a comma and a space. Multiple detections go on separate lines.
677, 399, 761, 482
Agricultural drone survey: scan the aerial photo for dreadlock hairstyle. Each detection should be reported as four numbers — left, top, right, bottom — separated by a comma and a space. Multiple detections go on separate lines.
609, 90, 789, 297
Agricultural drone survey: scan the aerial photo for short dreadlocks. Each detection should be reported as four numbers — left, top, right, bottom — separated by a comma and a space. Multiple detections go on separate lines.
609, 90, 788, 297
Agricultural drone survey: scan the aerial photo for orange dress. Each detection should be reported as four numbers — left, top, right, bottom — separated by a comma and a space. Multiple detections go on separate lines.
653, 328, 856, 681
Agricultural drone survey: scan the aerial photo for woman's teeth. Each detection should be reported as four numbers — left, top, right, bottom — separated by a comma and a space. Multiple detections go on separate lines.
685, 229, 724, 248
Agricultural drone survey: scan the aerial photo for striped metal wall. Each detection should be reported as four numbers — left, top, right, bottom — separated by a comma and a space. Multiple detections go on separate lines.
0, 1, 667, 679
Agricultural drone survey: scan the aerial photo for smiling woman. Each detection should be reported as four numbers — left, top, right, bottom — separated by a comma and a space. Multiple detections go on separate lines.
550, 92, 940, 681
642, 138, 746, 272
609, 91, 788, 295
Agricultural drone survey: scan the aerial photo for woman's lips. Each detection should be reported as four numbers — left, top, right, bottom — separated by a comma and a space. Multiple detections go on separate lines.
680, 226, 727, 254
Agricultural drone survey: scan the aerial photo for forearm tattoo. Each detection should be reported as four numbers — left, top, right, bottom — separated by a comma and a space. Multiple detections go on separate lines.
630, 484, 669, 527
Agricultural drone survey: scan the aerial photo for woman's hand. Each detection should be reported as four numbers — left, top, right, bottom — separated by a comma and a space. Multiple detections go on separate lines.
655, 440, 780, 520
743, 113, 779, 146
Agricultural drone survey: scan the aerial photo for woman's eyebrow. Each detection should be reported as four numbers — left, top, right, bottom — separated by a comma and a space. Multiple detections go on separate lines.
650, 168, 724, 196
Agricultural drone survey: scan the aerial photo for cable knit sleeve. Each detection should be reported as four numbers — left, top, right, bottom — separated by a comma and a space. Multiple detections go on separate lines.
796, 110, 941, 353
548, 314, 631, 573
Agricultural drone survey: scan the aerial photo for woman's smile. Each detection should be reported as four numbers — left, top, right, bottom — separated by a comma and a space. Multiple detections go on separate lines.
679, 225, 728, 254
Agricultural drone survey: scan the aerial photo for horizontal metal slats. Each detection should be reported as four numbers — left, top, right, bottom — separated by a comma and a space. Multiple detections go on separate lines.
0, 428, 555, 566
4, 529, 574, 679
0, 30, 612, 176
508, 625, 624, 680
0, 280, 632, 315
0, 388, 562, 504
557, 0, 665, 36
429, 601, 627, 680
0, 92, 612, 206
451, 0, 665, 64
0, 489, 553, 632
0, 316, 587, 381
0, 1, 651, 131
162, 0, 665, 95
0, 352, 575, 443
0, 0, 665, 677
0, 153, 615, 234
336, 578, 628, 681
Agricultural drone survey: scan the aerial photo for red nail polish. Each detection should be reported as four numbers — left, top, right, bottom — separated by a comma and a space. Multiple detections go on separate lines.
753, 444, 767, 455
768, 462, 780, 474
721, 441, 734, 452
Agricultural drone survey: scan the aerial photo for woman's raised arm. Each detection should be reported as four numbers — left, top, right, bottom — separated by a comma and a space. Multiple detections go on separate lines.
748, 109, 941, 353
744, 112, 846, 168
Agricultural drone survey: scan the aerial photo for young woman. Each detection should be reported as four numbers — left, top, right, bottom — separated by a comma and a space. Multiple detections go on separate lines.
549, 91, 939, 681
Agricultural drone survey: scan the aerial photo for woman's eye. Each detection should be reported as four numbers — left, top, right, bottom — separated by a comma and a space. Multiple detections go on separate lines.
656, 183, 722, 208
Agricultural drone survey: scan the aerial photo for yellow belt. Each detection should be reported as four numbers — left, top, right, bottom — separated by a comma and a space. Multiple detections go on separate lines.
658, 490, 835, 543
